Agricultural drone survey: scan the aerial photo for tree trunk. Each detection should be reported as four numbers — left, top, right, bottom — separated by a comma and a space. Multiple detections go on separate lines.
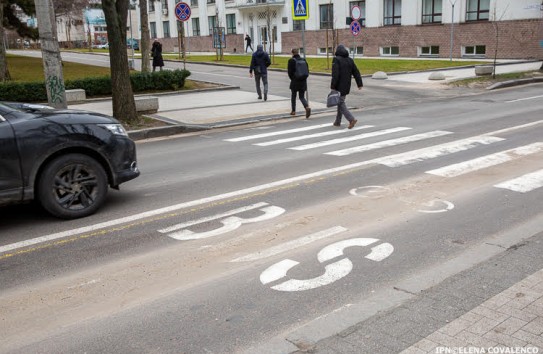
139, 0, 151, 73
0, 1, 12, 82
35, 0, 67, 108
102, 0, 138, 125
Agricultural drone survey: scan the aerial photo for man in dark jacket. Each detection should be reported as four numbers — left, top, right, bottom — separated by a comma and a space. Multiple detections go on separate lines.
249, 44, 272, 101
331, 44, 363, 129
287, 48, 311, 118
245, 34, 253, 52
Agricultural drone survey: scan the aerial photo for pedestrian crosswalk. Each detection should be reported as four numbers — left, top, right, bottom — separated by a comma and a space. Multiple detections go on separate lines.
224, 122, 543, 194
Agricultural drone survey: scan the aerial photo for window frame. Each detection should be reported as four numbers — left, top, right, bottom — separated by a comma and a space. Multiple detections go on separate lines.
226, 14, 236, 34
380, 46, 399, 56
208, 15, 216, 35
462, 45, 486, 57
466, 0, 490, 21
192, 18, 200, 36
422, 0, 442, 24
384, 0, 401, 26
293, 20, 305, 31
319, 4, 334, 30
419, 45, 440, 56
163, 21, 170, 38
150, 22, 157, 38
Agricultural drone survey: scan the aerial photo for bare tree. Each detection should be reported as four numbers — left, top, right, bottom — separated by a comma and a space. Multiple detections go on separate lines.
101, 0, 138, 124
139, 0, 151, 72
54, 0, 89, 48
491, 3, 509, 79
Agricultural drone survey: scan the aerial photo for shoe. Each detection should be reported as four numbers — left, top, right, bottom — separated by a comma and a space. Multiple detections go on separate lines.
290, 111, 296, 116
333, 122, 340, 127
305, 107, 311, 119
264, 93, 267, 101
348, 119, 358, 129
258, 96, 262, 100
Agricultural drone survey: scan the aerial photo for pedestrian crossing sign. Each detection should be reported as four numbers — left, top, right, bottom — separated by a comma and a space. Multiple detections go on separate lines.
292, 0, 309, 20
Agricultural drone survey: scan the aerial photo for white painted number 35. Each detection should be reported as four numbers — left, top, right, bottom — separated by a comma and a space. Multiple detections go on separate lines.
260, 238, 394, 292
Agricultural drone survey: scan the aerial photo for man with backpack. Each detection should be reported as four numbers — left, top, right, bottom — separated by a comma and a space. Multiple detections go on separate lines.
287, 48, 311, 118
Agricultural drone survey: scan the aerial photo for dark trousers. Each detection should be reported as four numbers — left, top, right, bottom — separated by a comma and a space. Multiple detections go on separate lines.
254, 73, 268, 98
291, 90, 308, 112
334, 95, 355, 124
246, 43, 253, 52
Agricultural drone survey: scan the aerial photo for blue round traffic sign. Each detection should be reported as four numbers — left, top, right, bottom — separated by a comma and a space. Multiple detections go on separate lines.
175, 2, 191, 22
350, 20, 361, 36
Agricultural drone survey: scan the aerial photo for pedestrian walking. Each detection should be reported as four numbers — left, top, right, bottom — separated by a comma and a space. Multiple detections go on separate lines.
331, 44, 363, 129
151, 39, 164, 72
245, 34, 254, 53
249, 44, 271, 101
287, 48, 311, 118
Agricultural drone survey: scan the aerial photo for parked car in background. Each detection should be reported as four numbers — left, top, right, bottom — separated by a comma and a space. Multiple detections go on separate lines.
93, 42, 109, 49
127, 39, 140, 50
0, 102, 140, 219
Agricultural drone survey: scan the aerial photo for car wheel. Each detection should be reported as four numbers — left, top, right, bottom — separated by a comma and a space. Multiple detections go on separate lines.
38, 154, 108, 219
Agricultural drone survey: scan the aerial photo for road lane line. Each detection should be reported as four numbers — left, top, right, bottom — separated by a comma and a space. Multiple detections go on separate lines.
0, 132, 510, 255
426, 143, 543, 177
289, 127, 412, 151
325, 131, 453, 156
225, 123, 332, 142
482, 120, 543, 136
230, 226, 347, 262
494, 169, 543, 193
506, 95, 543, 103
255, 126, 373, 146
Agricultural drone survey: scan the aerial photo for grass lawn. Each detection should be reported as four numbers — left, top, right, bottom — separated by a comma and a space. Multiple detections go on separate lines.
164, 54, 488, 75
7, 54, 111, 82
448, 70, 543, 88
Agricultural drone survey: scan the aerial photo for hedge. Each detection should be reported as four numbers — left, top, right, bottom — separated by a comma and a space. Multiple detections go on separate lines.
0, 69, 191, 102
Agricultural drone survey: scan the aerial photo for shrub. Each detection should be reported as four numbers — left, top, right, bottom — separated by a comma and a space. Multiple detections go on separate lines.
0, 69, 191, 102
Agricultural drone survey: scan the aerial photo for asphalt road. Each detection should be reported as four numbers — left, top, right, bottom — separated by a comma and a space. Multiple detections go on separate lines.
1, 53, 542, 353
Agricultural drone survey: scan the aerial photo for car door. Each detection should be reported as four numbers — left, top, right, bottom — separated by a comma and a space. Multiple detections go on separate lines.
0, 114, 23, 204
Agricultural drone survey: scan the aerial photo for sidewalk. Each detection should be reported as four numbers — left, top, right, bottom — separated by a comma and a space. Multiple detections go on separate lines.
301, 231, 543, 354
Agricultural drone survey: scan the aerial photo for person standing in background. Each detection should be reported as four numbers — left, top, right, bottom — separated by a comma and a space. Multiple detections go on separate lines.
151, 39, 164, 72
245, 34, 254, 53
287, 48, 311, 118
249, 44, 271, 101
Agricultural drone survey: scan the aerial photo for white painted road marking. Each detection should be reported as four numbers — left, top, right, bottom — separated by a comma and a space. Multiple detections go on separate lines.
494, 169, 543, 193
417, 200, 455, 213
506, 95, 543, 103
225, 123, 332, 142
349, 186, 391, 198
261, 238, 394, 292
426, 143, 543, 177
230, 226, 347, 262
254, 126, 373, 146
161, 204, 285, 240
289, 127, 412, 151
377, 136, 504, 167
325, 131, 453, 156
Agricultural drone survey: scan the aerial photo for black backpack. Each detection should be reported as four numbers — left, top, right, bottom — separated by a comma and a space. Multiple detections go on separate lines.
294, 58, 309, 80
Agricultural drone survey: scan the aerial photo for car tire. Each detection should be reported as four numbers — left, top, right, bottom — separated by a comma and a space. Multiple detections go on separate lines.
37, 154, 108, 219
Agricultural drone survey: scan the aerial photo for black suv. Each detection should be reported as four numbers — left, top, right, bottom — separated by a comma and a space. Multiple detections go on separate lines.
0, 102, 140, 219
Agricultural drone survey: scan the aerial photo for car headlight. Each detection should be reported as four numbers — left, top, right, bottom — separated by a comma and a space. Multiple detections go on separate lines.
98, 124, 128, 136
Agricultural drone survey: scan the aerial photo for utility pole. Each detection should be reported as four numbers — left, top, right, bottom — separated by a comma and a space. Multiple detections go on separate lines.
34, 0, 67, 109
449, 0, 458, 62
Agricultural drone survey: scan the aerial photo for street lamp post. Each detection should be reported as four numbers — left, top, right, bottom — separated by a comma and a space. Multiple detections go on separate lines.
449, 0, 458, 62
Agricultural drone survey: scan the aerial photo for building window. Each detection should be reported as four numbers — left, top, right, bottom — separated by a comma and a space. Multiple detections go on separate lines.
208, 16, 216, 35
384, 0, 401, 25
466, 0, 489, 21
190, 0, 198, 7
463, 45, 486, 57
150, 22, 157, 38
207, 0, 215, 3
422, 0, 442, 23
419, 45, 439, 56
162, 0, 169, 13
293, 20, 305, 31
381, 46, 399, 56
149, 1, 155, 12
350, 46, 363, 55
349, 1, 366, 27
226, 14, 236, 34
272, 25, 277, 42
163, 21, 170, 38
192, 17, 200, 36
320, 4, 333, 30
318, 47, 333, 55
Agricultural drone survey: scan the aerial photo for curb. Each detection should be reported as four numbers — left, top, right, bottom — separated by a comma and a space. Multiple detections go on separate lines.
486, 76, 543, 90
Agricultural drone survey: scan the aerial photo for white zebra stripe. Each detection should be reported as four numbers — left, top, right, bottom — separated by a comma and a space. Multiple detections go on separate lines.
289, 127, 412, 151
426, 143, 543, 177
494, 169, 543, 193
325, 131, 453, 156
254, 125, 373, 146
225, 123, 332, 142
377, 136, 505, 167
